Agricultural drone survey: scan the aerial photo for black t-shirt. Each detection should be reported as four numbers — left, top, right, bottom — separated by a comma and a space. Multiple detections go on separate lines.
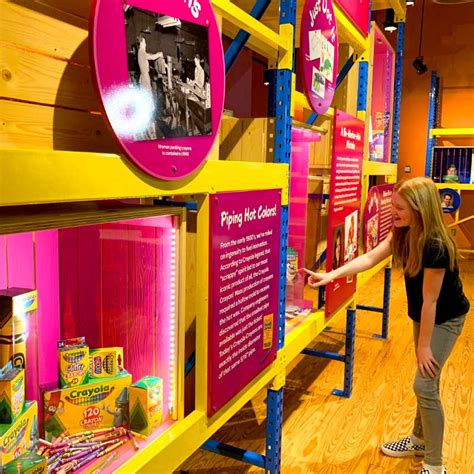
404, 238, 470, 324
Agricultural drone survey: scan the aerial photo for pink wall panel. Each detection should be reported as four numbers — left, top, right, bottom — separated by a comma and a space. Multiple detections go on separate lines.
0, 235, 6, 289
127, 225, 156, 382
100, 223, 129, 352
35, 230, 60, 389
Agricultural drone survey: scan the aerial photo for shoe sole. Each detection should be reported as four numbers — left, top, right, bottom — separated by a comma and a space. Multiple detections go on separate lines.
381, 446, 425, 457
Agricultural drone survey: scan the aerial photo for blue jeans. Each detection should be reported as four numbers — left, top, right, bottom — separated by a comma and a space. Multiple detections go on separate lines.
412, 314, 466, 466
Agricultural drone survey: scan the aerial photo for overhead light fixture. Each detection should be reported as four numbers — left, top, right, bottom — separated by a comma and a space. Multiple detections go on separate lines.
407, 0, 415, 5
383, 9, 397, 32
413, 56, 428, 74
413, 0, 428, 74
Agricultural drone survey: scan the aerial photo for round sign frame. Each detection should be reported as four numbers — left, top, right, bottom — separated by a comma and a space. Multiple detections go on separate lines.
439, 188, 461, 214
300, 0, 338, 115
90, 0, 225, 180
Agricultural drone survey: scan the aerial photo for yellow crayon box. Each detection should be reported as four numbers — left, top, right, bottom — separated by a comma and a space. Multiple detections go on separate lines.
0, 367, 25, 424
0, 288, 38, 370
129, 376, 163, 437
89, 347, 124, 379
2, 452, 46, 474
58, 337, 89, 388
0, 401, 38, 466
43, 371, 132, 440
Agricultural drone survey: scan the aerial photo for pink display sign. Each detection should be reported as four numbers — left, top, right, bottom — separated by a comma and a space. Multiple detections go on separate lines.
90, 0, 225, 180
326, 110, 364, 318
334, 0, 370, 35
300, 0, 338, 115
369, 26, 395, 163
363, 184, 394, 253
208, 190, 281, 416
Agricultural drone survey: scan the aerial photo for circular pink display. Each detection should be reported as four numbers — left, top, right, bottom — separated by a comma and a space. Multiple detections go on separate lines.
300, 0, 338, 115
90, 0, 225, 180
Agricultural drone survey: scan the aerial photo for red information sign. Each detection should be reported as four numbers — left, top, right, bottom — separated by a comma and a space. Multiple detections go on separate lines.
326, 110, 364, 318
90, 0, 225, 180
334, 0, 370, 36
363, 184, 394, 253
208, 190, 281, 416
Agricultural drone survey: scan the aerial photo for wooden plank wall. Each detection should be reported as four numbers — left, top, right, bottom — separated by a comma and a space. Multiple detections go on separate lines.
0, 0, 119, 152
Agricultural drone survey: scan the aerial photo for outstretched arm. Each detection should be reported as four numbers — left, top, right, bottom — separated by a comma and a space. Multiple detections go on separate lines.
305, 232, 393, 287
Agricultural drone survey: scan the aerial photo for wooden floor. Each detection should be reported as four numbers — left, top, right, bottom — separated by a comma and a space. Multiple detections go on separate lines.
177, 260, 474, 474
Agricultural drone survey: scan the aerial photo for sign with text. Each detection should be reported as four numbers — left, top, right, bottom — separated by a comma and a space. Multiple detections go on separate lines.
326, 110, 364, 318
300, 0, 338, 115
363, 184, 394, 252
334, 0, 370, 36
90, 0, 225, 180
208, 190, 280, 416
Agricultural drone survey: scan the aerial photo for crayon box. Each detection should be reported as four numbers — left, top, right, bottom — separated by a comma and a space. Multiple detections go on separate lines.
0, 401, 38, 466
129, 376, 163, 437
0, 367, 25, 424
2, 452, 46, 474
0, 288, 38, 370
43, 371, 132, 440
89, 347, 124, 379
58, 337, 89, 388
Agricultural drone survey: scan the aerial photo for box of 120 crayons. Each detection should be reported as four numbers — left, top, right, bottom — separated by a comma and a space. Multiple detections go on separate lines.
42, 371, 131, 441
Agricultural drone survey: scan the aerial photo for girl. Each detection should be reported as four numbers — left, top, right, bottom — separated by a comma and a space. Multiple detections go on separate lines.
305, 177, 470, 474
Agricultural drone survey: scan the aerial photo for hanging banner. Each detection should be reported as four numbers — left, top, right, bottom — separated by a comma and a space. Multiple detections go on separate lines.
300, 0, 338, 115
90, 0, 225, 180
208, 190, 280, 416
334, 0, 370, 36
326, 110, 364, 318
363, 184, 394, 253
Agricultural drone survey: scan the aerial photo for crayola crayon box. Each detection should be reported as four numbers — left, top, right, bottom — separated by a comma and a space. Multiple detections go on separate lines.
0, 288, 38, 370
58, 337, 89, 388
0, 367, 25, 424
89, 347, 124, 379
2, 452, 46, 474
129, 376, 163, 437
42, 371, 131, 440
0, 401, 38, 466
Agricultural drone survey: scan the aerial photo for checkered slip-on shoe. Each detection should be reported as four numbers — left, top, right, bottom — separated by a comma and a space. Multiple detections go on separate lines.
418, 465, 447, 474
381, 435, 425, 457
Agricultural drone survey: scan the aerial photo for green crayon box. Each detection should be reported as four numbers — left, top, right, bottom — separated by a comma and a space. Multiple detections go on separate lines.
2, 452, 46, 474
129, 376, 163, 437
0, 367, 25, 424
0, 401, 38, 466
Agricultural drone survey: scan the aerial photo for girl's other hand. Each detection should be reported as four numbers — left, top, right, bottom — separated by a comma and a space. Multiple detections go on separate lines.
417, 346, 440, 378
303, 268, 333, 288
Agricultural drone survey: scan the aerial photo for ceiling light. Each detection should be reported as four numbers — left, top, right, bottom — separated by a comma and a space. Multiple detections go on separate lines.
383, 9, 397, 32
413, 57, 428, 74
406, 0, 415, 5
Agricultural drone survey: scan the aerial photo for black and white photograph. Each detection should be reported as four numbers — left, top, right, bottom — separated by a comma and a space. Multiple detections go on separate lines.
123, 4, 212, 141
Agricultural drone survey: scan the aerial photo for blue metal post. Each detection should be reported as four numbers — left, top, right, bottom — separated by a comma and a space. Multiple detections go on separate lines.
357, 61, 369, 112
201, 440, 266, 468
265, 388, 284, 473
391, 22, 405, 163
225, 0, 272, 74
332, 308, 356, 398
425, 71, 439, 176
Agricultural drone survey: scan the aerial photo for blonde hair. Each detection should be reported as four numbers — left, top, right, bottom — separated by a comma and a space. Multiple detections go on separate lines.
391, 177, 457, 277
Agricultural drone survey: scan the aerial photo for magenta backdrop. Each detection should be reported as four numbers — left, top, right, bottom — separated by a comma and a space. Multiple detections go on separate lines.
90, 0, 225, 180
326, 110, 364, 318
363, 184, 394, 253
334, 0, 370, 35
300, 0, 338, 115
208, 190, 281, 416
